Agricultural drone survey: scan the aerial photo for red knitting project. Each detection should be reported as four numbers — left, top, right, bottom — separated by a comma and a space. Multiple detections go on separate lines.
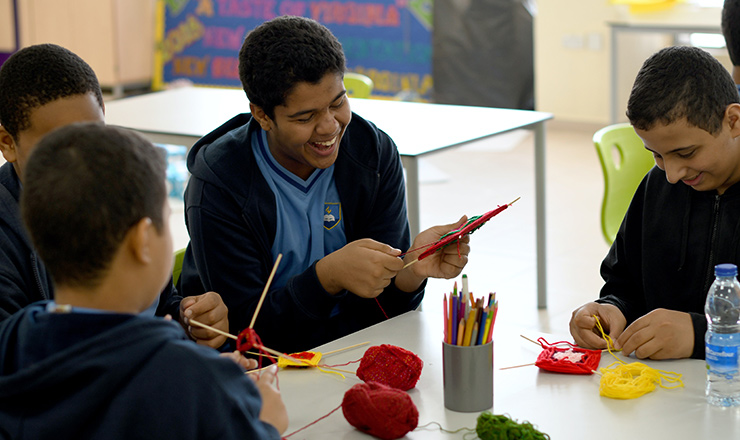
356, 344, 423, 391
401, 203, 514, 262
236, 328, 262, 352
342, 382, 419, 440
535, 337, 601, 375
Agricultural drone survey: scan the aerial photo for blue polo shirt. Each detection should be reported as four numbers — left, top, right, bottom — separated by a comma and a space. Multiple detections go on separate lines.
252, 130, 346, 289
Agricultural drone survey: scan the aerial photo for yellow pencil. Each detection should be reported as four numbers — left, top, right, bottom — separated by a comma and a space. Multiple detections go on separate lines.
463, 309, 477, 346
482, 307, 493, 344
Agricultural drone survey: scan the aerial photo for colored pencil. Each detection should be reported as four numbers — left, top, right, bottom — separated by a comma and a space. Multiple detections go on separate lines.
443, 294, 449, 343
476, 309, 488, 345
486, 300, 498, 343
463, 308, 477, 346
450, 295, 460, 345
457, 318, 465, 346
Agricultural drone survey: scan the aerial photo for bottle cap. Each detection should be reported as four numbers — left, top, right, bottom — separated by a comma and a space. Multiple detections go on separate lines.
715, 263, 738, 277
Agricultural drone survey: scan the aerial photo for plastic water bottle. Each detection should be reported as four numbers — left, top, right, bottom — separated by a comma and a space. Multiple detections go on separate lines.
705, 263, 740, 407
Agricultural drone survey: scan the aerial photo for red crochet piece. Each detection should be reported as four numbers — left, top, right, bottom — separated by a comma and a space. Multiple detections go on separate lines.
356, 345, 423, 391
342, 382, 419, 440
236, 328, 263, 352
417, 204, 510, 261
535, 337, 601, 375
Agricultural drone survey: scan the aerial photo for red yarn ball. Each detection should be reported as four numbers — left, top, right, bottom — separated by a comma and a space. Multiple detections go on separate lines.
342, 382, 419, 440
356, 344, 423, 391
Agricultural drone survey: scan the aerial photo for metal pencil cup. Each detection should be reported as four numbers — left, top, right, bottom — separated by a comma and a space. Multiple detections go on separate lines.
442, 341, 493, 412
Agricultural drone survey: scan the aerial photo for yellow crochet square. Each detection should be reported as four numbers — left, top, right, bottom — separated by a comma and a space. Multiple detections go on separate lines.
278, 351, 322, 368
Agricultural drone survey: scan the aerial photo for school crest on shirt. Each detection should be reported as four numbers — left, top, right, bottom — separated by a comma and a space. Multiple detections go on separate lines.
324, 203, 342, 230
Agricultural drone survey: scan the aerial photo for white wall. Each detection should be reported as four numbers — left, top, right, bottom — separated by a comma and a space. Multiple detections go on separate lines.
535, 2, 727, 124
0, 0, 15, 52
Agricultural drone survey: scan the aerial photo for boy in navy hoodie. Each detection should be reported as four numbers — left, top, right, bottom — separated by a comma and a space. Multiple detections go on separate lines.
179, 16, 471, 353
0, 123, 287, 439
0, 44, 230, 348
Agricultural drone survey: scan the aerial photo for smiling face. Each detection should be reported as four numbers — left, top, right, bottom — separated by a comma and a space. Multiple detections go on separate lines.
636, 105, 740, 195
251, 72, 351, 180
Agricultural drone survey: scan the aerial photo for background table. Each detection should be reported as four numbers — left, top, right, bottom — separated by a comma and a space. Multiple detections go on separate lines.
277, 310, 739, 439
608, 21, 722, 124
105, 87, 552, 308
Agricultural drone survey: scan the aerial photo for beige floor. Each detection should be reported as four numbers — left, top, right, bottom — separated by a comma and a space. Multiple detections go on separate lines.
168, 119, 612, 336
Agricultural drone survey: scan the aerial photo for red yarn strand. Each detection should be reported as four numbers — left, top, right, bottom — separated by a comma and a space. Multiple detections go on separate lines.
375, 297, 390, 320
283, 404, 343, 438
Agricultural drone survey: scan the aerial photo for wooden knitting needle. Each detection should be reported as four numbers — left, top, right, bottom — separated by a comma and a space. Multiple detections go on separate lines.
322, 341, 370, 356
499, 362, 536, 370
520, 333, 612, 352
189, 318, 354, 374
249, 253, 283, 329
403, 197, 522, 269
190, 318, 237, 341
189, 318, 301, 363
403, 259, 420, 269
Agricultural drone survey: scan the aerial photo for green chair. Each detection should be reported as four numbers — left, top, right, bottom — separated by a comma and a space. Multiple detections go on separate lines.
172, 248, 186, 286
344, 72, 374, 98
594, 123, 655, 245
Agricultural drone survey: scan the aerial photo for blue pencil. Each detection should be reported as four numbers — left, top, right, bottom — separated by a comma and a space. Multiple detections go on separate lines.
476, 309, 488, 345
451, 293, 459, 345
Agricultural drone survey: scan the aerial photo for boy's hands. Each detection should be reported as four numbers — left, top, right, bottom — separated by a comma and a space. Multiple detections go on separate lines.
395, 216, 470, 293
316, 239, 405, 298
316, 217, 472, 297
570, 303, 694, 360
569, 302, 626, 350
615, 309, 694, 360
179, 291, 230, 348
249, 365, 289, 434
220, 350, 259, 370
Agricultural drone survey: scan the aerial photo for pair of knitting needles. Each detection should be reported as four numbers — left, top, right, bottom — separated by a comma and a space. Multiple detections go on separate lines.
499, 334, 607, 372
402, 197, 520, 269
188, 253, 362, 374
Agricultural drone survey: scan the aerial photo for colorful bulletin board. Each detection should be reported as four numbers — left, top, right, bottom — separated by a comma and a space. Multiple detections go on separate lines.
155, 0, 433, 99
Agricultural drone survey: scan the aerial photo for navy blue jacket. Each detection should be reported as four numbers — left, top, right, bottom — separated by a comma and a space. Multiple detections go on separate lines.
0, 162, 181, 322
179, 113, 425, 353
0, 302, 280, 439
0, 163, 54, 321
598, 166, 740, 359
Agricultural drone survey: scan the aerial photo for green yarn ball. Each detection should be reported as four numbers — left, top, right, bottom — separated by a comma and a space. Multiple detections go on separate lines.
476, 412, 550, 440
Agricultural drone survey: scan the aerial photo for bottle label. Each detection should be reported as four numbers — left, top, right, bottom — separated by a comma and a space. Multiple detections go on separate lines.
706, 343, 740, 372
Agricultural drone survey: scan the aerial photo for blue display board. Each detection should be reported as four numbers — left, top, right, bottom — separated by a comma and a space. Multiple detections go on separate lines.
156, 0, 432, 99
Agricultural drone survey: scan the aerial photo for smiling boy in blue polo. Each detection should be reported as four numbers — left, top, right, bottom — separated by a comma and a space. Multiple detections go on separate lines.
179, 16, 471, 353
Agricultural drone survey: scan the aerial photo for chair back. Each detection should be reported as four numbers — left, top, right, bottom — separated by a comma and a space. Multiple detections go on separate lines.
172, 248, 186, 286
344, 72, 374, 98
593, 123, 655, 245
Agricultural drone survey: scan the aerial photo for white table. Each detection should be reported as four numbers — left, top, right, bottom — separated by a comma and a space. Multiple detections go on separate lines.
609, 21, 722, 124
105, 87, 552, 308
276, 310, 739, 439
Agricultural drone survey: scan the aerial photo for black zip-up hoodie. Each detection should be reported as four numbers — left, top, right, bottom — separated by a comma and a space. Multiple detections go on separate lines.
178, 112, 425, 353
598, 166, 740, 359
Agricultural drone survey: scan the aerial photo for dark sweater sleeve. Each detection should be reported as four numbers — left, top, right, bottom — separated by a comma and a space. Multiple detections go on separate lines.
155, 277, 183, 319
355, 128, 425, 315
597, 176, 649, 325
181, 181, 345, 352
0, 239, 50, 322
